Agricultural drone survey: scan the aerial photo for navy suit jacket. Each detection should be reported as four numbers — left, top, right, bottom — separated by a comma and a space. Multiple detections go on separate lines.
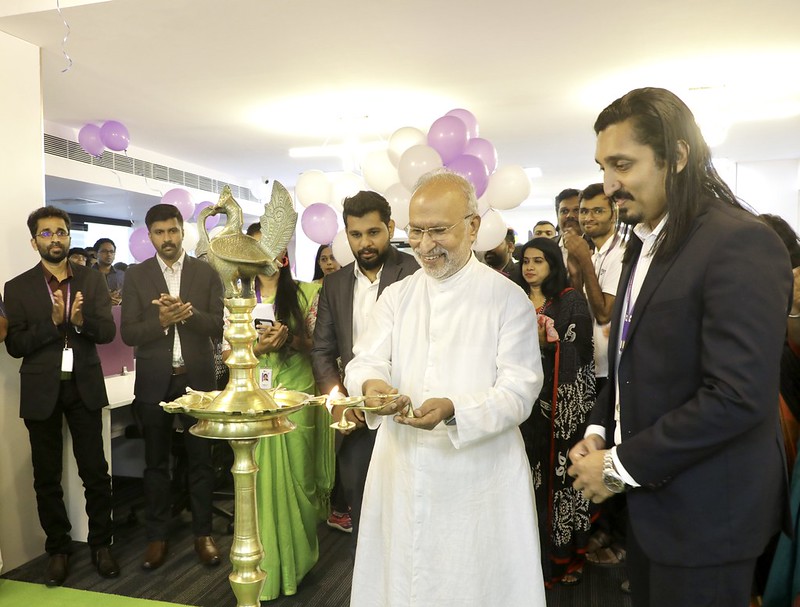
5, 262, 115, 420
120, 254, 223, 403
590, 199, 792, 566
311, 246, 419, 395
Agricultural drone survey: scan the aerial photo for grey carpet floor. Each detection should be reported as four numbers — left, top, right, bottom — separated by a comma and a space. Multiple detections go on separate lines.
2, 477, 631, 606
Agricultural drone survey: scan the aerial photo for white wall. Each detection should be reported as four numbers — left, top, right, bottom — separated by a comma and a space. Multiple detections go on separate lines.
0, 31, 47, 572
733, 158, 800, 227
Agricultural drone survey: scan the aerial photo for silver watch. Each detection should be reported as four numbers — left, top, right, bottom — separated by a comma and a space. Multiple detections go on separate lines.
602, 451, 628, 494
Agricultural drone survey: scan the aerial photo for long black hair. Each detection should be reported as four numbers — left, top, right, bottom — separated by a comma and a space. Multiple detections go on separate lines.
312, 243, 331, 281
272, 256, 306, 336
594, 87, 746, 263
516, 237, 570, 301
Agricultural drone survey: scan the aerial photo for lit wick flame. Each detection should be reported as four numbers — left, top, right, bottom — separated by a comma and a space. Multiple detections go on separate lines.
325, 386, 340, 410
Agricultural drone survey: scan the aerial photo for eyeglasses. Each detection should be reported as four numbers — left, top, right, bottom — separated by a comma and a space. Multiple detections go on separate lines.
405, 214, 474, 242
578, 207, 610, 217
35, 229, 69, 239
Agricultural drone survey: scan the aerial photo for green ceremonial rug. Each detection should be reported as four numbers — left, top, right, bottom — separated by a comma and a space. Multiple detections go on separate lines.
0, 579, 183, 607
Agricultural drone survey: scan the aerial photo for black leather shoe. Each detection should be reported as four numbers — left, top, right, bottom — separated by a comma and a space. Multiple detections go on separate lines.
92, 546, 120, 578
45, 553, 69, 587
141, 540, 168, 571
194, 536, 220, 566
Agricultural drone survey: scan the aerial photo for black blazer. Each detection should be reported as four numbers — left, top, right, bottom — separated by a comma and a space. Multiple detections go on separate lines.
590, 199, 792, 566
4, 262, 115, 420
311, 246, 419, 394
120, 254, 223, 403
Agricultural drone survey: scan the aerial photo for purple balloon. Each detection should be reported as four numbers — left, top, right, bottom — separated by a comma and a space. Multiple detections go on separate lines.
99, 120, 130, 152
427, 115, 468, 165
193, 201, 220, 230
448, 154, 490, 198
78, 123, 105, 157
129, 226, 156, 262
301, 203, 338, 245
445, 108, 479, 139
464, 137, 498, 173
161, 188, 194, 220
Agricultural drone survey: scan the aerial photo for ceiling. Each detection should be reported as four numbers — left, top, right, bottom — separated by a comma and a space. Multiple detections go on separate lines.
2, 0, 800, 223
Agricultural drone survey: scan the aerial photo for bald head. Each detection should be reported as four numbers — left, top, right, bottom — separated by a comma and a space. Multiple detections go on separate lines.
408, 170, 480, 280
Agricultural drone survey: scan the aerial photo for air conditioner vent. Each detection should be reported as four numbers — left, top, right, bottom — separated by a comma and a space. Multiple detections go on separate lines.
43, 133, 259, 202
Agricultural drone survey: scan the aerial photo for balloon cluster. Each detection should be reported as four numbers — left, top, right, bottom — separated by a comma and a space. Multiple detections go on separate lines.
295, 108, 532, 251
128, 188, 220, 262
78, 120, 130, 157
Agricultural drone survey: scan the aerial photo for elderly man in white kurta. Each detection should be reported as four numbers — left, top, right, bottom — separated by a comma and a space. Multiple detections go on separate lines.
344, 170, 546, 607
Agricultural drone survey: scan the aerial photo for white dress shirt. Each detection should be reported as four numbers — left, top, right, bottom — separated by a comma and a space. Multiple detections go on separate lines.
156, 250, 186, 367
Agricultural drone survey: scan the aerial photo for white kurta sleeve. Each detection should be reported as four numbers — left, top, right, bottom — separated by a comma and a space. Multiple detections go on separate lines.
446, 288, 542, 449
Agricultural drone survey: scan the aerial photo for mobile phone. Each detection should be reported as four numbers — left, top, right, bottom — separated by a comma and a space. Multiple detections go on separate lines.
254, 318, 274, 333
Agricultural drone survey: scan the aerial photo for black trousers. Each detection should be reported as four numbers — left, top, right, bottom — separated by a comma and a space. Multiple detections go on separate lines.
135, 374, 214, 540
337, 426, 376, 556
24, 378, 113, 555
627, 518, 757, 607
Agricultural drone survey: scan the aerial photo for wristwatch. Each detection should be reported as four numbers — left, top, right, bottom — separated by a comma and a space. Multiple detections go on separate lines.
602, 451, 629, 494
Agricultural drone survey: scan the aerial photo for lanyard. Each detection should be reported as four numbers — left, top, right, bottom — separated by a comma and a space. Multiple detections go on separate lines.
619, 259, 638, 353
44, 274, 71, 347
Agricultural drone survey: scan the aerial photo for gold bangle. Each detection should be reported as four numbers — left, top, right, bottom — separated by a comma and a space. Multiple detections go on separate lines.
789, 313, 800, 319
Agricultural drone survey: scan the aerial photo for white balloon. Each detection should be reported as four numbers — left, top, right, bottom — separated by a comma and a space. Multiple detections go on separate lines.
483, 164, 531, 210
473, 209, 507, 252
295, 170, 332, 208
476, 192, 491, 217
384, 182, 412, 230
361, 150, 398, 194
387, 126, 427, 167
398, 145, 443, 191
331, 228, 355, 267
329, 172, 366, 212
183, 222, 199, 254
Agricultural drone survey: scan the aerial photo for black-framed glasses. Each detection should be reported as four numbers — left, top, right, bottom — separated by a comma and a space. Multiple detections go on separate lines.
36, 229, 69, 239
578, 207, 610, 217
405, 214, 474, 243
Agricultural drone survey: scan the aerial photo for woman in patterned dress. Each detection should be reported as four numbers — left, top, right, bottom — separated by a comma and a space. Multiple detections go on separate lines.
516, 237, 596, 587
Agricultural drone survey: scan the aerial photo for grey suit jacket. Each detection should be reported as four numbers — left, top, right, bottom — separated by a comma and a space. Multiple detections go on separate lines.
120, 254, 223, 403
311, 246, 418, 395
590, 199, 791, 566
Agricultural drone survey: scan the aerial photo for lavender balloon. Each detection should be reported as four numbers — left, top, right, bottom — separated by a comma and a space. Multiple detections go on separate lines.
78, 123, 105, 157
464, 138, 498, 173
447, 154, 490, 198
193, 201, 221, 230
99, 120, 130, 152
161, 188, 194, 220
446, 108, 479, 139
301, 203, 338, 245
129, 226, 156, 262
427, 115, 468, 165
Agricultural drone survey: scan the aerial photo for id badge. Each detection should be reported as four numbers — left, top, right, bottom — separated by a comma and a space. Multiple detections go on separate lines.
259, 367, 273, 390
61, 347, 74, 373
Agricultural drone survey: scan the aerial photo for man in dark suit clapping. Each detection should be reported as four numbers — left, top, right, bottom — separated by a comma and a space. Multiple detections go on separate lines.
5, 206, 119, 586
121, 203, 224, 571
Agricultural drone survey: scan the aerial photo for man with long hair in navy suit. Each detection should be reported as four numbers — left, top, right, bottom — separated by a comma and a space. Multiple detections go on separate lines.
568, 88, 792, 606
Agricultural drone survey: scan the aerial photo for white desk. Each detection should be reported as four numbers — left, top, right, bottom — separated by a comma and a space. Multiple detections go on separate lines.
62, 373, 136, 542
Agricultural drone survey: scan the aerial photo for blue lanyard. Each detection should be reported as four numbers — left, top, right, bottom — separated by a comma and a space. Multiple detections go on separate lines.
619, 259, 638, 353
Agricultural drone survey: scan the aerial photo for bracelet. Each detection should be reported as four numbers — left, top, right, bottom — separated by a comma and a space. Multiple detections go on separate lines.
790, 313, 800, 319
